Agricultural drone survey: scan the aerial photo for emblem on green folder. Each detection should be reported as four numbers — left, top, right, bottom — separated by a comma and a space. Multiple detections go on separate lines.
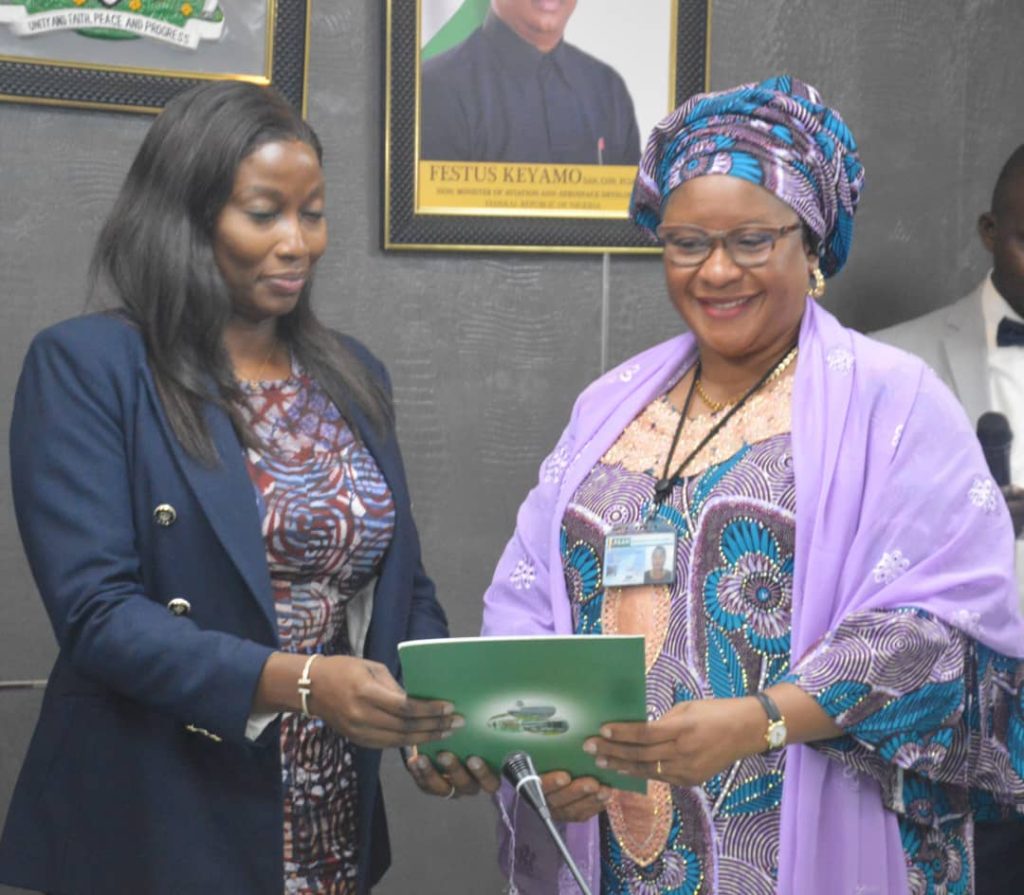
487, 701, 570, 737
0, 0, 225, 46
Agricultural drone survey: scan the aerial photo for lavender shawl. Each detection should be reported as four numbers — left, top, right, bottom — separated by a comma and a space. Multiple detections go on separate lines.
481, 298, 1024, 895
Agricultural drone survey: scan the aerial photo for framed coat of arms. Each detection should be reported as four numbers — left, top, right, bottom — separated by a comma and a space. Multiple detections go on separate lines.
0, 0, 310, 113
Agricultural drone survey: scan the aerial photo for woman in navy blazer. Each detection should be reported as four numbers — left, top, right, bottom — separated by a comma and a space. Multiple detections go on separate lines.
0, 83, 466, 894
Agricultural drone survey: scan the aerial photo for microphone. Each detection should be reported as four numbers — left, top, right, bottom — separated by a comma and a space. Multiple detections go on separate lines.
978, 412, 1013, 487
502, 751, 593, 895
502, 749, 551, 821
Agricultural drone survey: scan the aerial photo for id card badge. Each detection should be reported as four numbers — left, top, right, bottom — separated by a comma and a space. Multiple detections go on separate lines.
603, 522, 677, 588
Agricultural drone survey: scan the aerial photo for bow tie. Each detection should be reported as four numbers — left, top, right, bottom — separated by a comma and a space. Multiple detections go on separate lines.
997, 317, 1024, 347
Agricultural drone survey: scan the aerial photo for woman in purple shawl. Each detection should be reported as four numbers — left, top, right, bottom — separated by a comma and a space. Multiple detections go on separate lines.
478, 76, 1024, 894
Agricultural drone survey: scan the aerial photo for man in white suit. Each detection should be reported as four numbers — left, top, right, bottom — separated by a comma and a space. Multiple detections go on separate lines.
874, 143, 1024, 894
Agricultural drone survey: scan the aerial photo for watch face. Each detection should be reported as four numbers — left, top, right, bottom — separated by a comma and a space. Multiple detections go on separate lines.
767, 722, 787, 749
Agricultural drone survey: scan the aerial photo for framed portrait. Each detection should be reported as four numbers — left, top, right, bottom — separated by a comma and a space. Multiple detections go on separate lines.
0, 0, 310, 114
384, 0, 711, 253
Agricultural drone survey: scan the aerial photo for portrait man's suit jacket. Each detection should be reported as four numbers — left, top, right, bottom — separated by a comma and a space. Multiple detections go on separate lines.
0, 312, 448, 895
873, 280, 990, 426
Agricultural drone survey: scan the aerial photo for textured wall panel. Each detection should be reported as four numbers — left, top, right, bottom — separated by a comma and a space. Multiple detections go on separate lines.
0, 692, 43, 895
1, 1, 1023, 893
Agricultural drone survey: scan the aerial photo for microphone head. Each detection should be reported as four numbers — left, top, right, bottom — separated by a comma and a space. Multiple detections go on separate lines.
502, 750, 550, 820
502, 750, 537, 786
978, 411, 1013, 487
978, 411, 1013, 446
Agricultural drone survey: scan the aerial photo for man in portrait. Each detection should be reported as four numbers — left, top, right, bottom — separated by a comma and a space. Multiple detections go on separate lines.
420, 0, 641, 165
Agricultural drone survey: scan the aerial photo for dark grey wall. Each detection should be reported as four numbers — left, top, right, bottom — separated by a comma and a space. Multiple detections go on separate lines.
1, 1, 1022, 892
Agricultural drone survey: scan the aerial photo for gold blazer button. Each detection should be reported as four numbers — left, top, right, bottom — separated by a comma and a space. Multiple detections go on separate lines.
185, 723, 223, 743
167, 598, 192, 616
153, 504, 177, 527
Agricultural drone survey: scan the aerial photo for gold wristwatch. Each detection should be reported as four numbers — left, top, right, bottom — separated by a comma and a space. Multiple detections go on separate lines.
754, 691, 788, 751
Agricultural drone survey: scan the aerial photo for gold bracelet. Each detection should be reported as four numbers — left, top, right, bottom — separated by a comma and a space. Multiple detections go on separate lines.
297, 653, 322, 718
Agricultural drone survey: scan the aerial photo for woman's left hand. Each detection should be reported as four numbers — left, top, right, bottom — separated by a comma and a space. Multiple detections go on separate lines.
584, 697, 765, 787
405, 749, 501, 799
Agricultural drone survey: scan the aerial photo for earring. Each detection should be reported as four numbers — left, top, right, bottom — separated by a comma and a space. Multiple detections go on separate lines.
809, 266, 826, 300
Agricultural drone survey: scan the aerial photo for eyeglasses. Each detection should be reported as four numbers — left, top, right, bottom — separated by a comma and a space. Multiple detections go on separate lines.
655, 222, 803, 268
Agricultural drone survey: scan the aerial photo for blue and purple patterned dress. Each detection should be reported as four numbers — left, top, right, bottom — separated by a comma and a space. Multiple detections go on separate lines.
562, 370, 1020, 895
240, 368, 395, 895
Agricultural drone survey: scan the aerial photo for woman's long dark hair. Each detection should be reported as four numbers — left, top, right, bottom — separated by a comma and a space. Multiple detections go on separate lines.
90, 81, 391, 464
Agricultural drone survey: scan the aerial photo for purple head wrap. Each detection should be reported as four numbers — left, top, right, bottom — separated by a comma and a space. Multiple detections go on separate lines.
630, 75, 865, 277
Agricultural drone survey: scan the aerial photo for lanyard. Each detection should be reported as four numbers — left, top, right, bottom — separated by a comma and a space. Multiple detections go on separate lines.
651, 344, 798, 508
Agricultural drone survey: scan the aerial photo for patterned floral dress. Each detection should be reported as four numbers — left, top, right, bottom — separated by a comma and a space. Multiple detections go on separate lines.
239, 368, 396, 895
561, 366, 1024, 895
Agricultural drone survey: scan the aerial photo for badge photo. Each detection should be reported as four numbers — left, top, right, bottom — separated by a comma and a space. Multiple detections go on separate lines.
603, 530, 677, 588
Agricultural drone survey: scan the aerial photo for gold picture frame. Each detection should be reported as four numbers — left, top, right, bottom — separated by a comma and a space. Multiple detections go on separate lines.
0, 0, 310, 114
384, 0, 711, 253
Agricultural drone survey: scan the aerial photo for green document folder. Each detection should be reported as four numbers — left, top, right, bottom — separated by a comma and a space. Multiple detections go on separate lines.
398, 635, 647, 793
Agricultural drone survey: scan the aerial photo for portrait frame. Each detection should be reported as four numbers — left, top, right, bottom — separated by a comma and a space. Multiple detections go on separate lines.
0, 0, 310, 115
383, 0, 711, 254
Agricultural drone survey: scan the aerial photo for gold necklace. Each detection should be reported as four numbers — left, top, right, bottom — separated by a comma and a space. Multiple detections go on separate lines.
694, 345, 799, 412
242, 339, 282, 384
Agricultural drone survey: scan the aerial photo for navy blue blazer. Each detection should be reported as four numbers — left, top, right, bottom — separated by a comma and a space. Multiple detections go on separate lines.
0, 313, 448, 895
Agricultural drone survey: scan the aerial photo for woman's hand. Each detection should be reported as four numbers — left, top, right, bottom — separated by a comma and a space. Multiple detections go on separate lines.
586, 686, 841, 787
404, 753, 611, 821
405, 750, 501, 799
253, 651, 460, 749
541, 771, 613, 822
309, 656, 461, 749
584, 697, 766, 787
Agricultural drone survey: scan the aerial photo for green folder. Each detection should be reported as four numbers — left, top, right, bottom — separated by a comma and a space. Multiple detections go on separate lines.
398, 635, 647, 793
